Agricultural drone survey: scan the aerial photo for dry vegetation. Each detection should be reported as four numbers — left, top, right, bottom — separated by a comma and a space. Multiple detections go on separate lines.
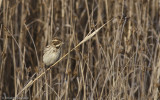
0, 0, 160, 100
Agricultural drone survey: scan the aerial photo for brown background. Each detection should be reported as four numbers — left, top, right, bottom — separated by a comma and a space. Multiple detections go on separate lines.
0, 0, 159, 99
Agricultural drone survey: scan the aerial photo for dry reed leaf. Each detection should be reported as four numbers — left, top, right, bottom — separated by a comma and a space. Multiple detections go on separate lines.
0, 0, 2, 8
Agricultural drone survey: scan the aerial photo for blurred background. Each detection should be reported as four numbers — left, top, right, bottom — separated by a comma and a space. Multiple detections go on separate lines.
0, 0, 160, 99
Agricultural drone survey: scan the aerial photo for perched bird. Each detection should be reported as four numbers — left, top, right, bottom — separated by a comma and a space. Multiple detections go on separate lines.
43, 37, 63, 67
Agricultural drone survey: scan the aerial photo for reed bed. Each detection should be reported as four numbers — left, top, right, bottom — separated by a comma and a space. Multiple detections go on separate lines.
0, 0, 159, 100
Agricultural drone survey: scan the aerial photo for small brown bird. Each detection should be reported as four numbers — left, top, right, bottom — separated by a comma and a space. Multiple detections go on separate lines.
43, 37, 63, 67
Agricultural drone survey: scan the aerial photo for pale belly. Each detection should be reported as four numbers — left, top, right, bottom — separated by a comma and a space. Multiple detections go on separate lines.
43, 50, 60, 66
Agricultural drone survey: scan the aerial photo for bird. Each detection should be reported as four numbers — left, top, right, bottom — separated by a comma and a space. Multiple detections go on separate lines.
43, 37, 63, 67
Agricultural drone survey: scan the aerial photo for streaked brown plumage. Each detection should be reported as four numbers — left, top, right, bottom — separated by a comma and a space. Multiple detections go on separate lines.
43, 37, 63, 67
